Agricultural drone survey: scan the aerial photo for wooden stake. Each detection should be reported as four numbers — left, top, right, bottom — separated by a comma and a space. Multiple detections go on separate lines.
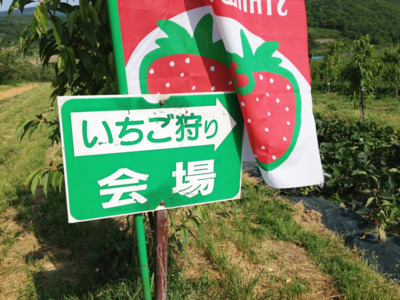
155, 209, 168, 300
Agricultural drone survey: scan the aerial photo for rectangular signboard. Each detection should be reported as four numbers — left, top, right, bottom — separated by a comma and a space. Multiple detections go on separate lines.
59, 93, 243, 223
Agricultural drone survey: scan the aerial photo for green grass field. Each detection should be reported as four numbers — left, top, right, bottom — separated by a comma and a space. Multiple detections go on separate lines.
0, 84, 399, 299
312, 91, 400, 130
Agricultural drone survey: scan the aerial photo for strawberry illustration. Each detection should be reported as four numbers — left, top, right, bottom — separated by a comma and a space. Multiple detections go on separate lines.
139, 14, 301, 172
230, 31, 301, 171
139, 14, 234, 94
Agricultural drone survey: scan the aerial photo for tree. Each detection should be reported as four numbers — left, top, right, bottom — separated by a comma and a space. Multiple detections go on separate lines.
320, 40, 344, 92
382, 46, 400, 100
0, 47, 20, 82
343, 35, 377, 118
8, 0, 117, 195
8, 0, 117, 99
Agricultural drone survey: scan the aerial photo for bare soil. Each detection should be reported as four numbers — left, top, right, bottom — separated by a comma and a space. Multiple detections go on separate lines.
177, 207, 341, 300
0, 85, 39, 102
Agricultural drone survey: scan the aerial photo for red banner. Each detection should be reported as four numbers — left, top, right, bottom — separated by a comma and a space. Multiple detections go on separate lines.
116, 0, 323, 188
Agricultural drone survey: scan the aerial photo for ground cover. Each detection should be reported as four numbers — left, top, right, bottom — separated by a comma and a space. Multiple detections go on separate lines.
310, 92, 400, 234
0, 84, 399, 299
312, 91, 400, 130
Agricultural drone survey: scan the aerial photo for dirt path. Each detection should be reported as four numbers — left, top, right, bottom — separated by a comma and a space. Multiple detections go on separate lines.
0, 84, 39, 101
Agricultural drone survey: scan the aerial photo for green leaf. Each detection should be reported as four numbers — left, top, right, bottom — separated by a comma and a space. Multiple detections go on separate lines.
365, 197, 374, 208
66, 46, 76, 69
27, 169, 42, 196
79, 0, 89, 21
27, 123, 39, 139
42, 172, 50, 197
16, 120, 31, 141
51, 16, 64, 46
108, 52, 116, 75
82, 24, 97, 47
33, 4, 48, 36
31, 174, 40, 196
381, 200, 393, 207
7, 0, 27, 17
190, 217, 202, 230
67, 10, 78, 37
87, 4, 100, 27
78, 50, 93, 73
180, 226, 189, 249
52, 170, 64, 192
351, 170, 368, 176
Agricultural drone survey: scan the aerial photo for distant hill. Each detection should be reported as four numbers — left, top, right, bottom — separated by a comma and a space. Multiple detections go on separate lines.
306, 0, 400, 45
0, 14, 33, 47
0, 6, 35, 17
2, 2, 400, 46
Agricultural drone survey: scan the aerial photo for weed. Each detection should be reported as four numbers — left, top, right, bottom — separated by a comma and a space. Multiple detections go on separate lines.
1, 84, 399, 299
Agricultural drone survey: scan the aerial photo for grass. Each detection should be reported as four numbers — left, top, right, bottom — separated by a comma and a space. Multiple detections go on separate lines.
0, 83, 399, 299
0, 83, 54, 206
312, 91, 400, 130
166, 179, 399, 299
0, 84, 14, 92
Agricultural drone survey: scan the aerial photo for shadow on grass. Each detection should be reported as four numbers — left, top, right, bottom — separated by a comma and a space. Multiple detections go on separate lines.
14, 187, 154, 299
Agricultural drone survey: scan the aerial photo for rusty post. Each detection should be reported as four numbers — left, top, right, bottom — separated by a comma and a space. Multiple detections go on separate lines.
155, 209, 168, 299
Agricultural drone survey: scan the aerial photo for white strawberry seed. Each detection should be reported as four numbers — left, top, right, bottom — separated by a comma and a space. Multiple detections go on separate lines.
169, 61, 175, 67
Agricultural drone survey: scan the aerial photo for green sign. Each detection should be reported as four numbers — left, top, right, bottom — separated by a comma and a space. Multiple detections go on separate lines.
59, 93, 243, 223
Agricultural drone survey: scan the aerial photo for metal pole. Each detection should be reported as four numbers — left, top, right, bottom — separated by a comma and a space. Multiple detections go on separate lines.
135, 214, 152, 300
106, 1, 152, 299
155, 209, 168, 300
107, 0, 128, 94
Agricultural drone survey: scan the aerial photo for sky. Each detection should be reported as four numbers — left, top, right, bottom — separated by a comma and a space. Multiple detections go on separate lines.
0, 0, 76, 12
